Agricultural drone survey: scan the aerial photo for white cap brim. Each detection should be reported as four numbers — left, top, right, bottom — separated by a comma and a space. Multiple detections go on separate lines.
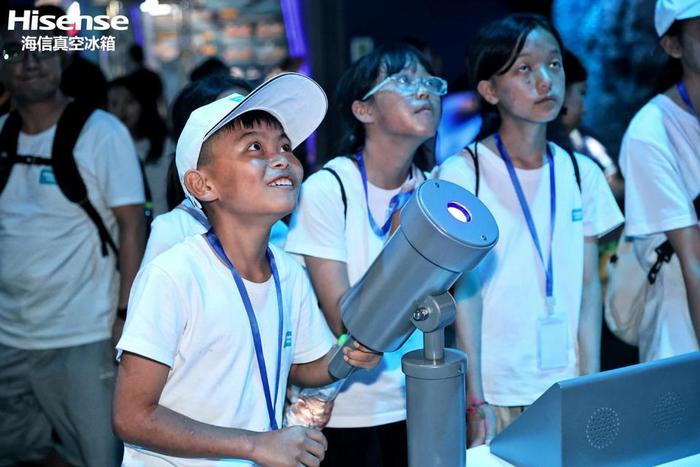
656, 0, 700, 36
175, 72, 328, 208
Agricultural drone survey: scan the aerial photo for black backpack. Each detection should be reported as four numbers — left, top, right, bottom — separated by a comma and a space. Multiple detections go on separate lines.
0, 101, 152, 258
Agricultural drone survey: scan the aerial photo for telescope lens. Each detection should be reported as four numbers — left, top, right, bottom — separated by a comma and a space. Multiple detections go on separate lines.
447, 201, 471, 223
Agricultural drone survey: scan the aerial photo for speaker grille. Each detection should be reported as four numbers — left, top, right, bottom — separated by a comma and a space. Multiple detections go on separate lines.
586, 407, 620, 449
653, 391, 684, 431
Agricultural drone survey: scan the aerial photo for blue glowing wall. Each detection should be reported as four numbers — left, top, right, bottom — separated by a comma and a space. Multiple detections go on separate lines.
553, 0, 672, 158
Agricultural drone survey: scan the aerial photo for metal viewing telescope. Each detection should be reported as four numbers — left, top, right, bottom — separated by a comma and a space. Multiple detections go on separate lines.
327, 179, 499, 467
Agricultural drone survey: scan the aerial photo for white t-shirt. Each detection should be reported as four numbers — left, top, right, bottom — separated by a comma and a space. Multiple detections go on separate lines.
117, 237, 334, 466
142, 199, 289, 266
0, 110, 145, 349
439, 142, 623, 406
285, 155, 424, 428
619, 94, 700, 361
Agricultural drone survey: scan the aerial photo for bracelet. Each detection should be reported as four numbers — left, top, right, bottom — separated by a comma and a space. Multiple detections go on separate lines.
116, 307, 127, 320
467, 396, 487, 419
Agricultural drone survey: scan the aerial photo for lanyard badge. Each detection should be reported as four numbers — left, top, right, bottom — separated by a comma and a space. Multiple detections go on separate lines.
355, 151, 414, 237
494, 134, 568, 370
205, 230, 284, 430
494, 133, 556, 309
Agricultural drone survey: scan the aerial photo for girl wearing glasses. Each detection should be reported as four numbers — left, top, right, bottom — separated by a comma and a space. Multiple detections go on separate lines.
439, 14, 623, 442
285, 43, 444, 466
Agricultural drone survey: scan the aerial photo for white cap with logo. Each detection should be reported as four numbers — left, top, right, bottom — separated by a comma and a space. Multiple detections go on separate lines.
175, 72, 328, 207
656, 0, 700, 36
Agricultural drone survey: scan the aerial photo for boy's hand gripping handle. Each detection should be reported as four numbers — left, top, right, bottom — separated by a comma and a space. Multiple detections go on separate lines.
327, 334, 359, 380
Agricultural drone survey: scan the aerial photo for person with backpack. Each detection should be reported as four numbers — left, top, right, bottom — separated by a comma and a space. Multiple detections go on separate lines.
439, 14, 623, 442
285, 43, 441, 466
0, 17, 146, 466
617, 0, 700, 361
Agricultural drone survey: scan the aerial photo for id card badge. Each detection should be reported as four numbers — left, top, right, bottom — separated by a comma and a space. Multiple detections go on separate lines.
537, 313, 569, 370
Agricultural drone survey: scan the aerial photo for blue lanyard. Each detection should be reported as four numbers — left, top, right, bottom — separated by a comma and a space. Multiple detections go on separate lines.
494, 133, 556, 302
205, 230, 284, 430
678, 81, 700, 125
355, 151, 414, 237
176, 200, 210, 229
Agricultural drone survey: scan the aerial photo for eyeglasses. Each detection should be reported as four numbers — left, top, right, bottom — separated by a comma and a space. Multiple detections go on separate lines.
362, 73, 448, 100
2, 45, 56, 64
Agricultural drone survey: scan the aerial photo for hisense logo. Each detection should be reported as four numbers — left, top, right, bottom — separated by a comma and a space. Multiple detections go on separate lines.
7, 10, 129, 32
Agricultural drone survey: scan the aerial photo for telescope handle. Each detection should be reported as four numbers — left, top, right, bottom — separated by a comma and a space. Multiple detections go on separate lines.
327, 335, 360, 380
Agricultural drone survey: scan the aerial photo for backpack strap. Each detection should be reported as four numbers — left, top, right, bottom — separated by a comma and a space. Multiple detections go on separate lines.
322, 167, 347, 221
463, 144, 480, 197
0, 111, 23, 194
564, 147, 582, 192
139, 160, 154, 234
52, 101, 118, 258
648, 193, 700, 284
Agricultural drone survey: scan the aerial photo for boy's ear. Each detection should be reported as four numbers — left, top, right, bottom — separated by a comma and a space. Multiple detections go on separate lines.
351, 99, 375, 124
660, 35, 683, 60
477, 79, 499, 106
184, 169, 219, 203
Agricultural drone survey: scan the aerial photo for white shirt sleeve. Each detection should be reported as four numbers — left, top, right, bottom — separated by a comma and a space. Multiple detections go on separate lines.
579, 154, 624, 238
286, 170, 347, 262
92, 115, 146, 208
291, 264, 335, 364
141, 215, 180, 266
620, 138, 696, 236
438, 151, 476, 192
142, 211, 196, 265
116, 264, 188, 367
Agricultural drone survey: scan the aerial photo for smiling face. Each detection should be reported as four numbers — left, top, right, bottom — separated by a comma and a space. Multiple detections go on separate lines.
193, 114, 303, 221
1, 30, 63, 105
479, 27, 565, 125
363, 62, 442, 140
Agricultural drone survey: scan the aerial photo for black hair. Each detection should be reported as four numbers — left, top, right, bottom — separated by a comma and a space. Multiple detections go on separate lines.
334, 42, 435, 171
197, 110, 283, 168
655, 20, 684, 93
468, 13, 565, 141
564, 50, 587, 86
665, 20, 683, 38
107, 73, 167, 164
547, 50, 587, 149
190, 57, 230, 82
128, 45, 145, 64
166, 74, 254, 209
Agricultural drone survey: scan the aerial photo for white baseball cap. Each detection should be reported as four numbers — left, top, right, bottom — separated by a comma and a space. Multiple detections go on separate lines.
655, 0, 700, 36
175, 72, 328, 207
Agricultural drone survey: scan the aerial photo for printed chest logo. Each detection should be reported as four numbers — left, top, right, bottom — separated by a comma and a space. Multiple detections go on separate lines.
284, 331, 292, 348
571, 208, 583, 222
39, 168, 57, 185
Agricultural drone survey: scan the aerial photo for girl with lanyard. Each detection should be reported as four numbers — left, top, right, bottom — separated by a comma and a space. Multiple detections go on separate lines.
285, 43, 443, 466
439, 13, 622, 442
618, 0, 700, 362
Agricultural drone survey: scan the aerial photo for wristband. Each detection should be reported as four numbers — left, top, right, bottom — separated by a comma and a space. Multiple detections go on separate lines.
467, 395, 487, 419
116, 307, 127, 320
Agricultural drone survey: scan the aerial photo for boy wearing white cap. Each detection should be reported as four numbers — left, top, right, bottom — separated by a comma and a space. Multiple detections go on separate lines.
112, 73, 380, 466
618, 0, 700, 361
